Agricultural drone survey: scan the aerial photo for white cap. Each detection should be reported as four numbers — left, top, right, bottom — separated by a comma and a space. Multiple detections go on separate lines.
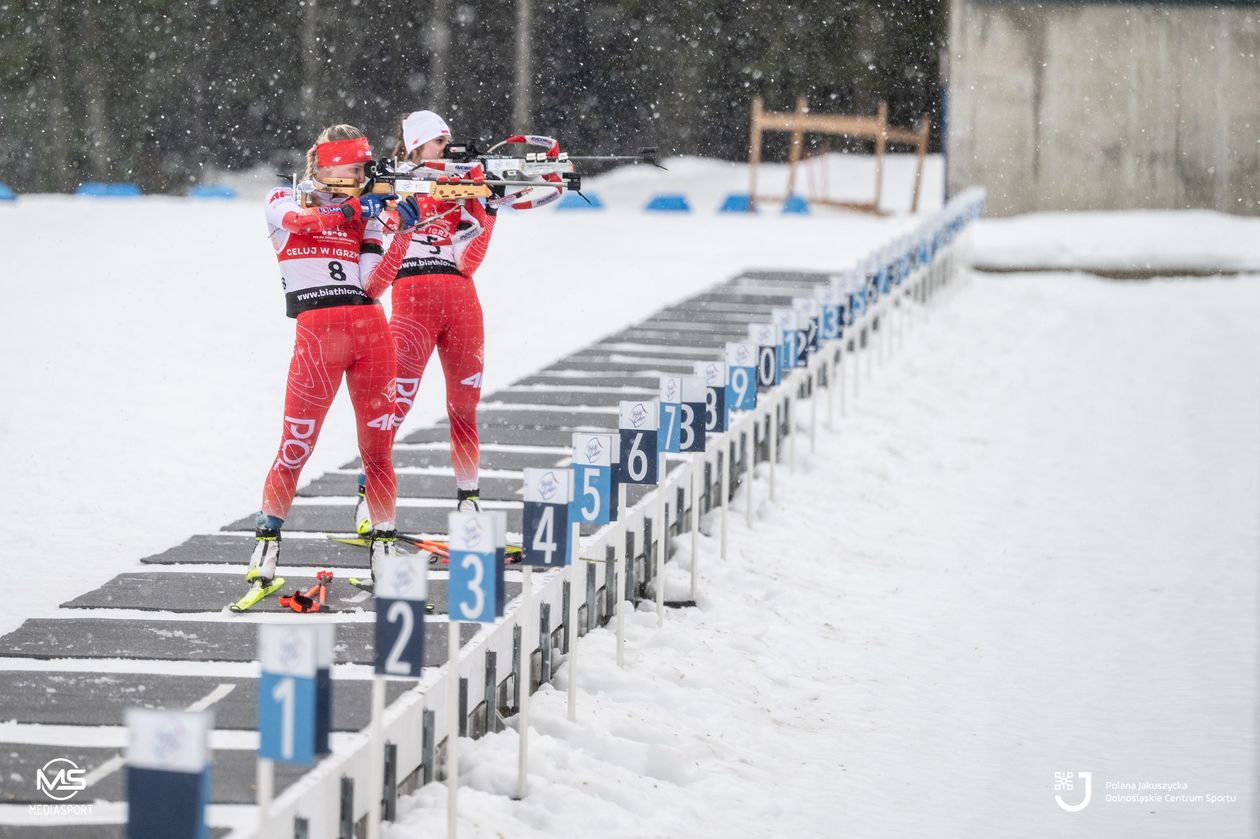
401, 110, 452, 152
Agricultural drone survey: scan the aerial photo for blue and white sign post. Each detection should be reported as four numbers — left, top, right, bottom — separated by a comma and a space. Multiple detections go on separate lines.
818, 277, 848, 426
726, 341, 759, 529
569, 433, 611, 723
125, 708, 213, 839
519, 467, 574, 797
618, 399, 663, 624
696, 360, 730, 563
655, 382, 685, 624
315, 624, 333, 758
371, 553, 427, 838
794, 296, 822, 462
448, 509, 500, 837
604, 431, 628, 667
617, 401, 659, 487
695, 360, 728, 434
849, 267, 869, 392
747, 324, 780, 393
772, 308, 801, 375
680, 375, 707, 601
257, 624, 319, 836
571, 433, 613, 529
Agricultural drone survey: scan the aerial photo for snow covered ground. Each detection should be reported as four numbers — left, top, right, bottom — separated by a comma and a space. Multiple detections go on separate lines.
389, 270, 1259, 838
2, 155, 1256, 837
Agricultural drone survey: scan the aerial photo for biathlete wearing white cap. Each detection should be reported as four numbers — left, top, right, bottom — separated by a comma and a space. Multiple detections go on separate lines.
388, 111, 495, 513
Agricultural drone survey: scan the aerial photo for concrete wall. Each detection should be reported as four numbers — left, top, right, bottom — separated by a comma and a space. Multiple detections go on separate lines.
946, 2, 1260, 215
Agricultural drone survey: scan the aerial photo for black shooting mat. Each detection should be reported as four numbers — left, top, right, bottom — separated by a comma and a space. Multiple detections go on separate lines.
0, 671, 414, 730
0, 618, 478, 664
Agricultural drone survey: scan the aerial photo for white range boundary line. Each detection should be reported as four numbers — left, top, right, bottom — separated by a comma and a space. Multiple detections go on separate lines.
129, 561, 448, 574
496, 384, 658, 394
478, 402, 621, 413
77, 682, 239, 789
132, 563, 454, 579
289, 496, 524, 508
392, 442, 571, 453
0, 657, 383, 678
323, 466, 534, 477
38, 607, 443, 624
0, 722, 363, 751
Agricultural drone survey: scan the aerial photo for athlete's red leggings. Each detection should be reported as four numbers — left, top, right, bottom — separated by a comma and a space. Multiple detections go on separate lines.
390, 275, 483, 490
261, 304, 397, 525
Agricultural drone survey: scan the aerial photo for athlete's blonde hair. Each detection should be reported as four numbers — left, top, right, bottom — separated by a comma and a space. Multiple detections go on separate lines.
305, 124, 367, 179
390, 113, 411, 161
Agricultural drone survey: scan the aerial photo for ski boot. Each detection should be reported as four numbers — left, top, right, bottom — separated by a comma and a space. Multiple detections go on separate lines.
231, 526, 286, 612
369, 527, 398, 584
456, 488, 481, 513
246, 527, 281, 584
354, 477, 372, 537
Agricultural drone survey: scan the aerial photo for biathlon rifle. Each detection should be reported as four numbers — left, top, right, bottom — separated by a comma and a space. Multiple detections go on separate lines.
365, 134, 662, 221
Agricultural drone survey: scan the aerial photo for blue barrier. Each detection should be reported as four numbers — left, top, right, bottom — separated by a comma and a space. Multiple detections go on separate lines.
0, 183, 15, 201
77, 182, 142, 197
556, 191, 603, 210
718, 193, 755, 213
645, 194, 691, 213
782, 195, 810, 215
188, 184, 238, 200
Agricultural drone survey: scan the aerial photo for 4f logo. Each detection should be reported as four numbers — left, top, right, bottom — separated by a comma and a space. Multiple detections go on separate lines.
38, 758, 86, 802
460, 372, 482, 389
367, 413, 400, 431
1054, 771, 1092, 812
274, 416, 317, 470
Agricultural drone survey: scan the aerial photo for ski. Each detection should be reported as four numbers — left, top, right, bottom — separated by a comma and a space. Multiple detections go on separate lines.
345, 576, 435, 613
229, 577, 286, 612
328, 533, 523, 559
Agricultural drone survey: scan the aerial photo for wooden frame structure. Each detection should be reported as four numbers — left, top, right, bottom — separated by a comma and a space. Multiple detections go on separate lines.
748, 96, 930, 214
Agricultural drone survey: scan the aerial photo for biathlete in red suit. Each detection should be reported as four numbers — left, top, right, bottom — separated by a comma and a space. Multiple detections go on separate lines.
353, 110, 496, 533
247, 125, 417, 589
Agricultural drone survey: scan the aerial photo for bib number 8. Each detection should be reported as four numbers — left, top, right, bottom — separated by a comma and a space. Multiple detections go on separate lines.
328, 261, 346, 282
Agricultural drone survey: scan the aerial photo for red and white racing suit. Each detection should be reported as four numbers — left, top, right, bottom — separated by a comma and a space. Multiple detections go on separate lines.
388, 197, 495, 491
259, 187, 412, 526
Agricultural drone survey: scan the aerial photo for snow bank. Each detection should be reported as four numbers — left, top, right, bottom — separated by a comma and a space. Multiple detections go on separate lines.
971, 210, 1260, 275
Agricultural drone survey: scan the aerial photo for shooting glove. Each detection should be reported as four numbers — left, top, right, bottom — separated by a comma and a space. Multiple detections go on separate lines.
356, 192, 397, 221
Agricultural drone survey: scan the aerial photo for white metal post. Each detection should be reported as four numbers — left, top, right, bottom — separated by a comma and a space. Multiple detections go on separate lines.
446, 623, 459, 839
810, 362, 818, 454
367, 675, 385, 839
567, 521, 580, 721
515, 567, 533, 799
615, 484, 627, 667
720, 438, 729, 561
689, 455, 700, 601
769, 401, 778, 501
744, 422, 754, 529
256, 757, 274, 838
655, 452, 666, 626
